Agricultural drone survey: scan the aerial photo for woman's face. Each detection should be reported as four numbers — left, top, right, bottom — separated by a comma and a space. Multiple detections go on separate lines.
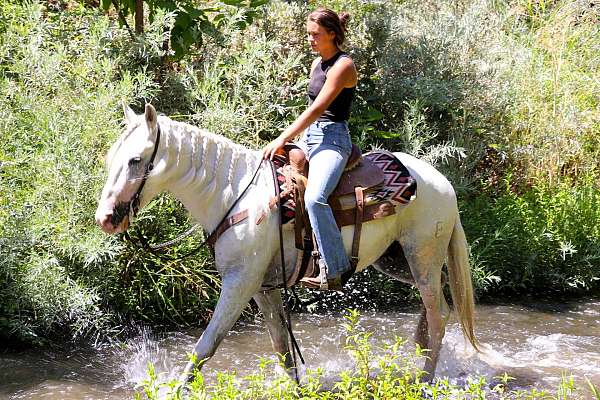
306, 20, 336, 54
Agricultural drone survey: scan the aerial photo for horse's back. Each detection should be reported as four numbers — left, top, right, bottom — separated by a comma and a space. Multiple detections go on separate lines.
345, 151, 459, 271
390, 152, 459, 237
393, 152, 457, 204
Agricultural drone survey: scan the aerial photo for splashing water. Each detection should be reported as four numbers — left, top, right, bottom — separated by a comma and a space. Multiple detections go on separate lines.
2, 299, 600, 399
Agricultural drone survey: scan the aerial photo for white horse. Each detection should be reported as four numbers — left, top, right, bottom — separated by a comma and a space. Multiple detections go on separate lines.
95, 104, 478, 383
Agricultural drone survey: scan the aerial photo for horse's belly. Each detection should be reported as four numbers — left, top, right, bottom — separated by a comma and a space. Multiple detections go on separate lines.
341, 214, 400, 272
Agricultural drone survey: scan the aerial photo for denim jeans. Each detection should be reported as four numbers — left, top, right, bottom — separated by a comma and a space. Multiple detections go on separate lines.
296, 121, 352, 278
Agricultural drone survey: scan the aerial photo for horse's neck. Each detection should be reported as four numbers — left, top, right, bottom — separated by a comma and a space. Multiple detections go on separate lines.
159, 119, 262, 232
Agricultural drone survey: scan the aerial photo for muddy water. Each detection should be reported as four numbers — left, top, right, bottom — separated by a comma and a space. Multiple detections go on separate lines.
2, 299, 599, 399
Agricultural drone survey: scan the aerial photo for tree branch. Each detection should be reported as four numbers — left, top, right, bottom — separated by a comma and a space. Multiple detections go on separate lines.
111, 0, 134, 38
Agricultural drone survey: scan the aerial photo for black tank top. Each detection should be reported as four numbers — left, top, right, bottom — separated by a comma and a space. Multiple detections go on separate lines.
307, 52, 355, 122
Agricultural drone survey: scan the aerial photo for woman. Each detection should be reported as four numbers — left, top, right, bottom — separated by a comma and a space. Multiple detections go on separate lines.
262, 8, 358, 291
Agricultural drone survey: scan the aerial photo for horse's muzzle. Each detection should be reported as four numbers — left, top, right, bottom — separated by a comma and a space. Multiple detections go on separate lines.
95, 202, 130, 234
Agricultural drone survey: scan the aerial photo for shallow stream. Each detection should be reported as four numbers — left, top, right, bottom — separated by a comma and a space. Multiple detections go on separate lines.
2, 298, 599, 399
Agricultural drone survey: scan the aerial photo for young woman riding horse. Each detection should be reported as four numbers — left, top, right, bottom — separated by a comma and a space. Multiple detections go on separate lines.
262, 8, 357, 291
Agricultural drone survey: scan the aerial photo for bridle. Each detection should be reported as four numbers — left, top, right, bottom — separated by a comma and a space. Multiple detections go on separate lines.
130, 122, 162, 218
110, 122, 162, 229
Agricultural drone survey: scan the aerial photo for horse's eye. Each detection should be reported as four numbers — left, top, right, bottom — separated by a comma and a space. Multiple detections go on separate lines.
128, 157, 142, 167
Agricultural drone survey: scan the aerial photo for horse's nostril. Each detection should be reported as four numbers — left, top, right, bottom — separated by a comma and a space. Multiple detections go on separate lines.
96, 213, 113, 227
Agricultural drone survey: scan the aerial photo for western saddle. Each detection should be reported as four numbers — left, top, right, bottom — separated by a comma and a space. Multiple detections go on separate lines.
207, 144, 398, 290
277, 143, 396, 289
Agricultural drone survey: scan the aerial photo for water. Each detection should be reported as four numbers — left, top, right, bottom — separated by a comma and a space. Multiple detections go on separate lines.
2, 299, 599, 399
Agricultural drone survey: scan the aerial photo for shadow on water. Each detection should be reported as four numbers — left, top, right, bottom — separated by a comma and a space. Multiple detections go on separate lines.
2, 297, 600, 399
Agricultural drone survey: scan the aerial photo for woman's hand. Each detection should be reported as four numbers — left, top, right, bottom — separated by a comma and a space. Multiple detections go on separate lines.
262, 135, 287, 160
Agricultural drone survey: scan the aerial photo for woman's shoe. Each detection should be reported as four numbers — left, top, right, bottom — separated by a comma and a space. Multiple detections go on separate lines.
300, 274, 343, 292
299, 259, 351, 292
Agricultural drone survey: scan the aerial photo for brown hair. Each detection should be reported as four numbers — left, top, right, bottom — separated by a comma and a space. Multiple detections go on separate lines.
308, 8, 350, 47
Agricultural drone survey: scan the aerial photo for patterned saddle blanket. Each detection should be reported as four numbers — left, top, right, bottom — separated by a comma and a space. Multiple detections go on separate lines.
273, 150, 417, 225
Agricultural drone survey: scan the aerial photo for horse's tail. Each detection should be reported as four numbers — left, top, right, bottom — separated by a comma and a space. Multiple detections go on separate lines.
447, 215, 480, 351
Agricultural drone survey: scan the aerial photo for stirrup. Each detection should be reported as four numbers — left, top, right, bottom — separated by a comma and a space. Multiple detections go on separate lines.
299, 260, 346, 292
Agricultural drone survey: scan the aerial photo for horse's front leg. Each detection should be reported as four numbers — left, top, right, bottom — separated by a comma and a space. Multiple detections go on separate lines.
253, 290, 297, 381
179, 270, 263, 383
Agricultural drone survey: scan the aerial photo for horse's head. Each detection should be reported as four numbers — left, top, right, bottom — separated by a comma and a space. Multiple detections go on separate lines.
95, 103, 161, 234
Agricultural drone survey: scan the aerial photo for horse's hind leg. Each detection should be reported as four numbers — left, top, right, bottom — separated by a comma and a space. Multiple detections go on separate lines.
373, 242, 435, 349
414, 272, 450, 352
414, 289, 450, 352
374, 240, 450, 379
408, 243, 451, 379
253, 290, 296, 380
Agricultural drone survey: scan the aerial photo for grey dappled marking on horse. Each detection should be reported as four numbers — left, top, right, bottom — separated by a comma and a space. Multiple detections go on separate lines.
95, 104, 479, 384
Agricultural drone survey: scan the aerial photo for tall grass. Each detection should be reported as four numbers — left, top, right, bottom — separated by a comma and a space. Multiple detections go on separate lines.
503, 0, 600, 182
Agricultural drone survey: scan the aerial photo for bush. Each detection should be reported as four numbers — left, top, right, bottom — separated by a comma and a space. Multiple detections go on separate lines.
0, 1, 132, 344
464, 173, 600, 294
0, 1, 219, 345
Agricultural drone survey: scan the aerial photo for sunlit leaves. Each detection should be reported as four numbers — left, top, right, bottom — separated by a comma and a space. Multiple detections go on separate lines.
101, 0, 265, 58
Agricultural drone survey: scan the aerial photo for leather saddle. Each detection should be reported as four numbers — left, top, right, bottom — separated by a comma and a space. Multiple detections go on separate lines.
278, 144, 398, 288
207, 145, 401, 291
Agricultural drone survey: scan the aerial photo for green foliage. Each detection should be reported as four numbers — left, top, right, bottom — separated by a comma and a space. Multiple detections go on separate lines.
181, 27, 306, 147
500, 0, 600, 182
1, 0, 599, 347
0, 1, 220, 345
322, 0, 510, 164
463, 173, 600, 294
0, 1, 135, 344
101, 0, 265, 58
135, 311, 590, 399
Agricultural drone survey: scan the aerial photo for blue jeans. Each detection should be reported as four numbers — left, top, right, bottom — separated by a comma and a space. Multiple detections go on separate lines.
296, 121, 352, 278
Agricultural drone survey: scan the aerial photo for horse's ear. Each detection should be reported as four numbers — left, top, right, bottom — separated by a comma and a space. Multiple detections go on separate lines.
122, 102, 137, 125
144, 103, 157, 134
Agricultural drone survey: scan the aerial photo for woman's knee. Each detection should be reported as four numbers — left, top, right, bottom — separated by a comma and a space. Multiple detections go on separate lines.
288, 148, 307, 176
304, 188, 327, 211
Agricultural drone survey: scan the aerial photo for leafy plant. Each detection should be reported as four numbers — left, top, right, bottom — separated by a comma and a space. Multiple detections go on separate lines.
101, 0, 268, 58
